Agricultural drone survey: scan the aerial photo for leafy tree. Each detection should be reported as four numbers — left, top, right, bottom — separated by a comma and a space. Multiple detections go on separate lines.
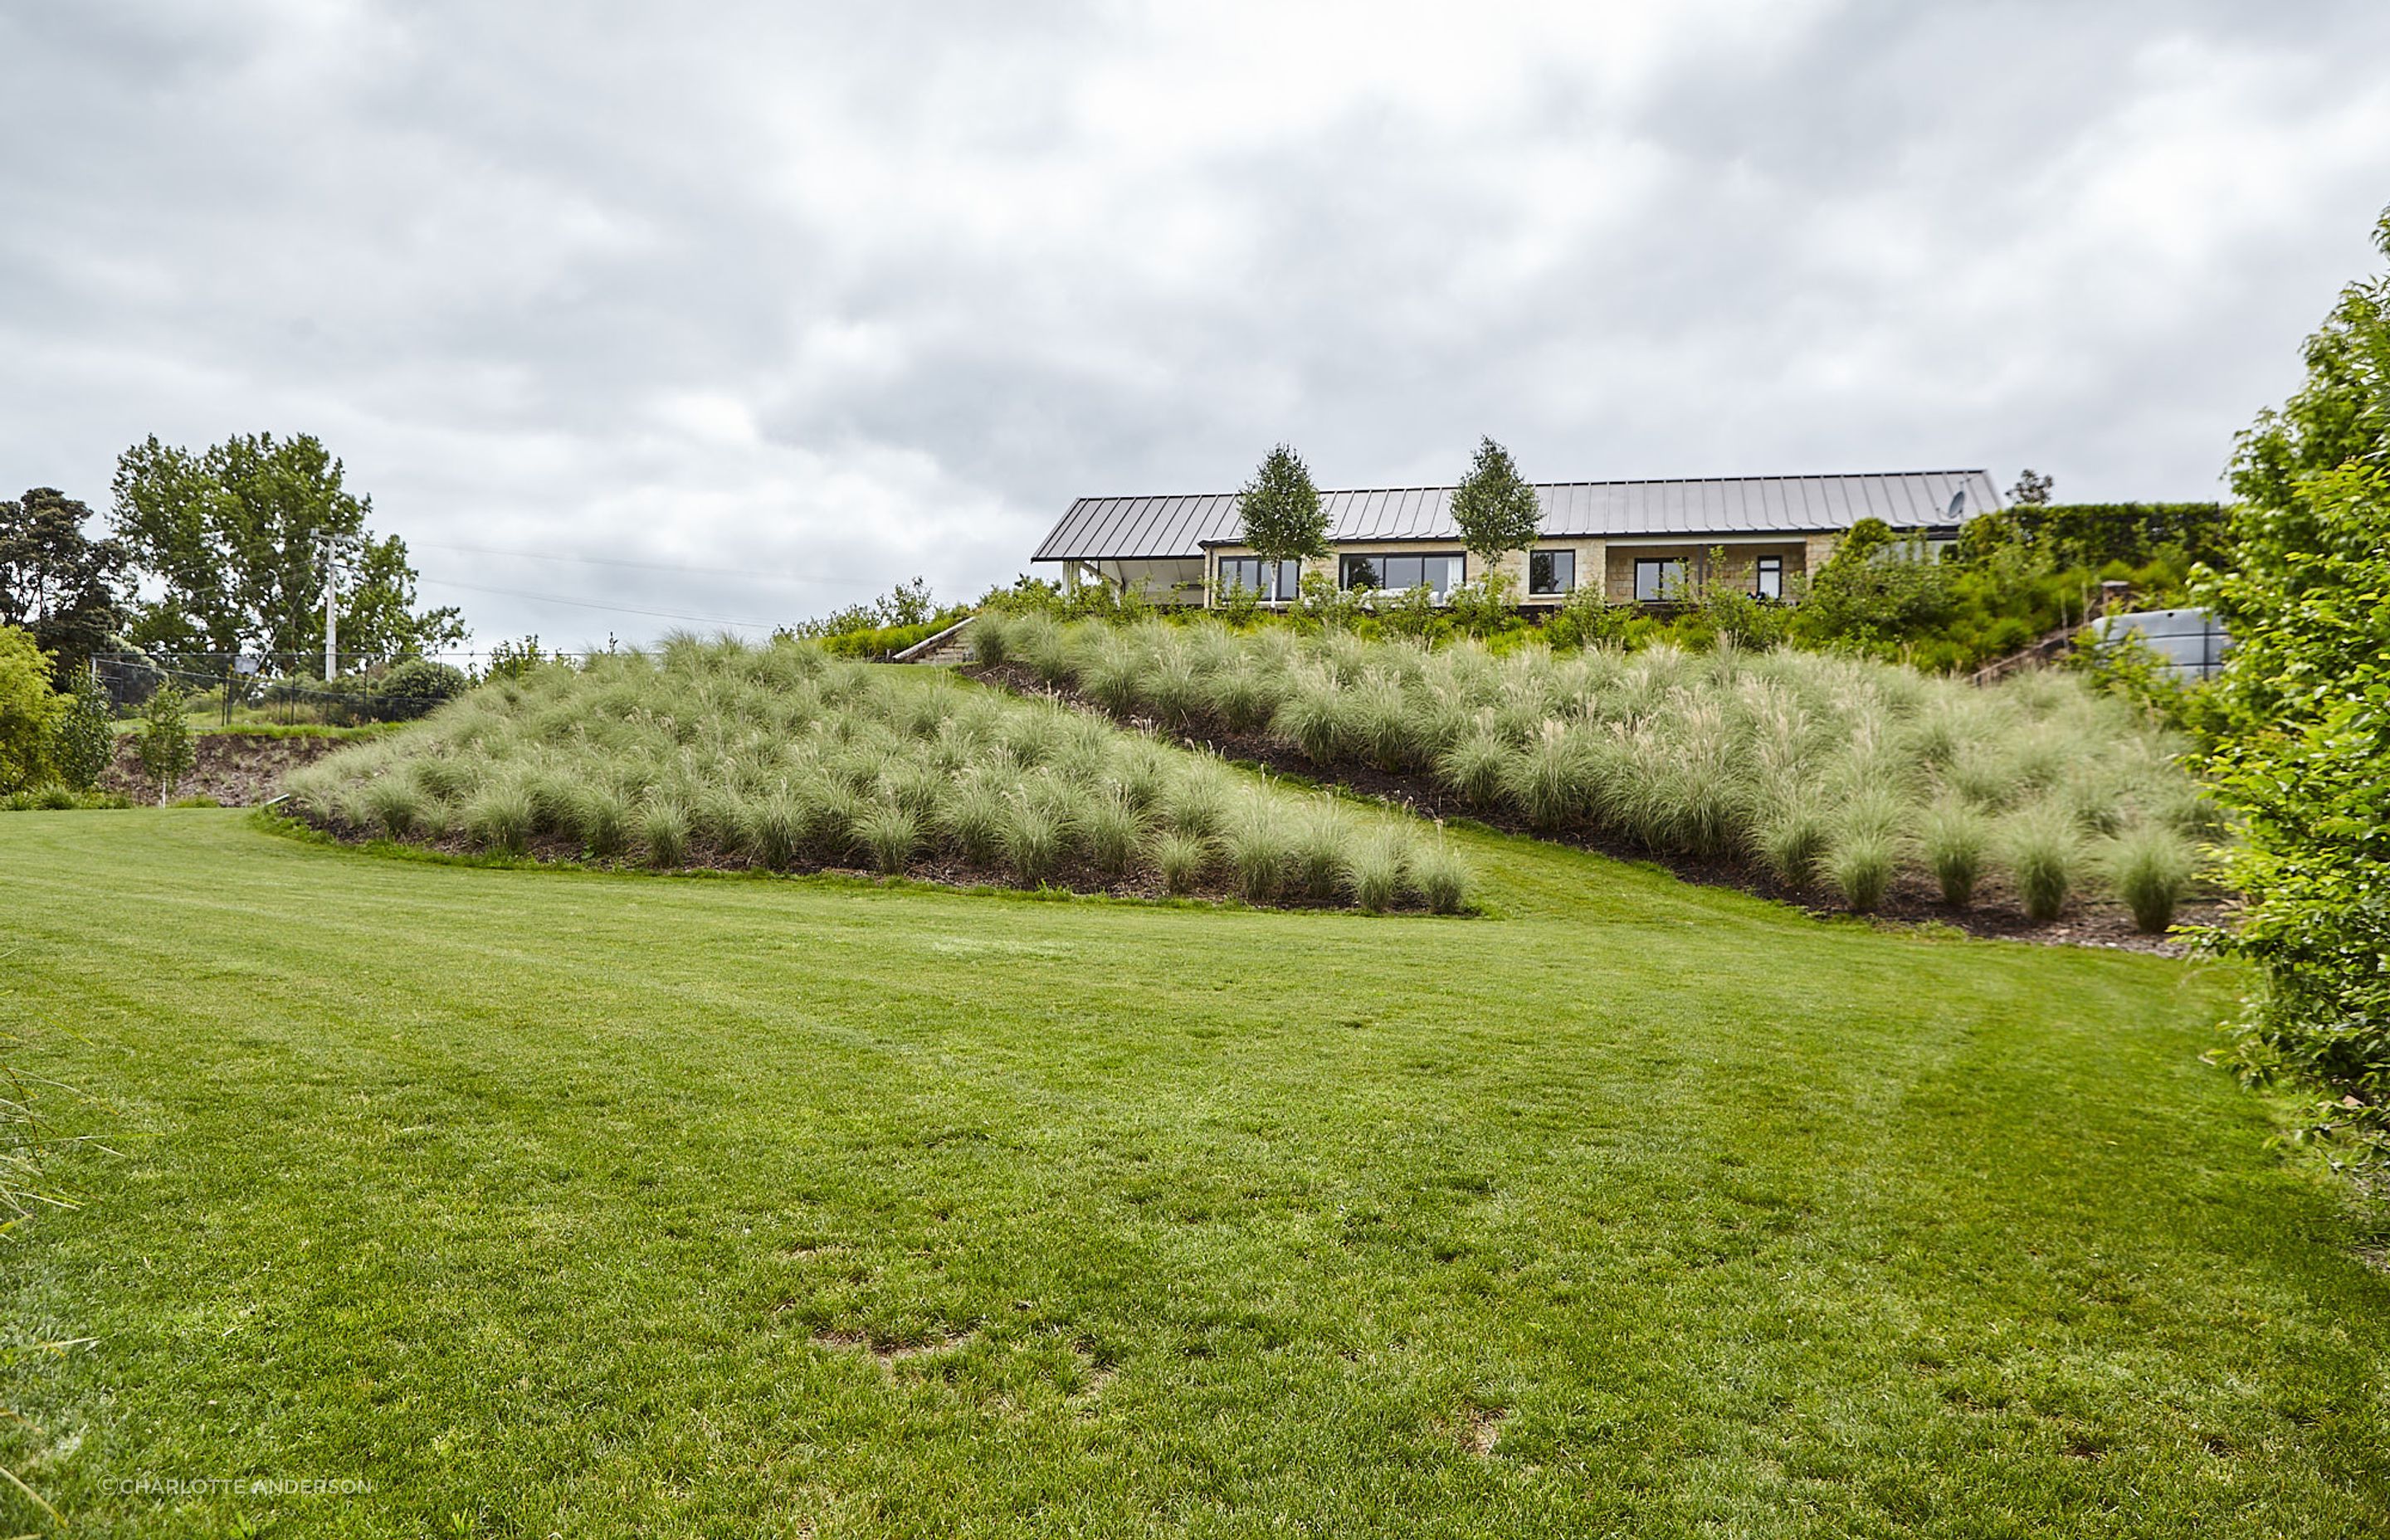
2199, 207, 2390, 1159
1791, 519, 1954, 654
373, 658, 470, 720
482, 634, 565, 682
136, 683, 196, 803
1449, 437, 1542, 570
0, 626, 62, 792
0, 487, 126, 684
49, 668, 115, 790
1236, 445, 1326, 568
2007, 468, 2055, 506
789, 577, 943, 640
109, 432, 465, 665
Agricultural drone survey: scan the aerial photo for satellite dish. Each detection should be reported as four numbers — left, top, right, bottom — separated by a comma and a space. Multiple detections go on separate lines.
1946, 489, 1967, 519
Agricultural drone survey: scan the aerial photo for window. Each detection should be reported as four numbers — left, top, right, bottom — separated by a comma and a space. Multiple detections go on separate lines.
1753, 556, 1783, 601
1341, 551, 1464, 598
1632, 558, 1688, 603
1217, 557, 1301, 603
1529, 549, 1575, 596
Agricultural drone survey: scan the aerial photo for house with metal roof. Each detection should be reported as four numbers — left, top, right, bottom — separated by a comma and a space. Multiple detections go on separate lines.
1032, 469, 2001, 608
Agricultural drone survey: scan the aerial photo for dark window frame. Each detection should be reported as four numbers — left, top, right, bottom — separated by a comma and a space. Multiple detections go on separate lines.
1632, 558, 1689, 603
1340, 550, 1466, 599
1217, 556, 1302, 604
1529, 548, 1576, 597
1753, 555, 1784, 601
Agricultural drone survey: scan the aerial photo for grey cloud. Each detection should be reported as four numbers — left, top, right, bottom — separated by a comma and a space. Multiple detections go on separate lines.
3, 1, 2386, 646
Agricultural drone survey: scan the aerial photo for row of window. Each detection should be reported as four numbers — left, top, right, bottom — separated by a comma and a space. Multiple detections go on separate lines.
1629, 556, 1784, 602
1217, 552, 1785, 602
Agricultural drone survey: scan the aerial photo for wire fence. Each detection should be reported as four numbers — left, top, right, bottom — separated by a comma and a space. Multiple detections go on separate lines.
87, 650, 607, 727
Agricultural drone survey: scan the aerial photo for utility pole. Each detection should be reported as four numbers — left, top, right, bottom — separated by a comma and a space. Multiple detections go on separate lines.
319, 532, 361, 682
321, 533, 341, 682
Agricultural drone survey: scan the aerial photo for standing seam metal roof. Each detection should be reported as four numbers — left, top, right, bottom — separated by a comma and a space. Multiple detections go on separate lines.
1033, 470, 2001, 563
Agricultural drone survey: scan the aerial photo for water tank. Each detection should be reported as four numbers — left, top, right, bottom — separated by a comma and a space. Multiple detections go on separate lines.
2090, 608, 2231, 683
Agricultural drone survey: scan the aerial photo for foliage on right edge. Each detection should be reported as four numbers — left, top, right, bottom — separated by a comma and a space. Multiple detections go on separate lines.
2201, 206, 2390, 1167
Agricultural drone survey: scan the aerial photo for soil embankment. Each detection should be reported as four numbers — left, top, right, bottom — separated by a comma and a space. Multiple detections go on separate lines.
102, 732, 353, 807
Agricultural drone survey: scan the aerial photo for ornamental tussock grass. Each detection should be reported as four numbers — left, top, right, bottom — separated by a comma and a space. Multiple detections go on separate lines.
1153, 831, 1210, 895
2003, 804, 2083, 924
1408, 840, 1472, 915
363, 775, 426, 840
1827, 829, 1898, 914
1342, 833, 1407, 914
971, 611, 2207, 923
1920, 798, 1988, 909
463, 778, 533, 855
640, 795, 690, 870
2107, 822, 2197, 933
284, 635, 1466, 910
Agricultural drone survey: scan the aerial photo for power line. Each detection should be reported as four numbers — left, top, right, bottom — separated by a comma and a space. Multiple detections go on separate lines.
411, 540, 874, 587
419, 576, 783, 631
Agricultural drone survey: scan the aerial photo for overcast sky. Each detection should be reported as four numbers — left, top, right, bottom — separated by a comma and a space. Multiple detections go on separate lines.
4, 1, 2386, 650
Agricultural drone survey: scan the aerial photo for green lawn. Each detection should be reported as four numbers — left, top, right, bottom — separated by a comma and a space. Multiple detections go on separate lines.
3, 811, 2384, 1537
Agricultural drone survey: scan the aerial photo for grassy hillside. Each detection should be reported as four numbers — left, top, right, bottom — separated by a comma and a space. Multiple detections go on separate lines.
285, 638, 1469, 911
3, 810, 2383, 1537
975, 614, 2213, 929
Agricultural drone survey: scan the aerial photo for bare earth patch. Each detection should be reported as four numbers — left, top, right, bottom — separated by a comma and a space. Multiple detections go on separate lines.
812, 1329, 977, 1371
101, 733, 353, 807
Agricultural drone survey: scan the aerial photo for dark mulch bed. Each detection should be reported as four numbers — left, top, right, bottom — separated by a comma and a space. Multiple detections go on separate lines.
287, 815, 1438, 914
963, 660, 2229, 957
102, 733, 352, 807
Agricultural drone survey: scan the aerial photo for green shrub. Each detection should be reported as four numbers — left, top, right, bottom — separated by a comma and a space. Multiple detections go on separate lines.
802, 782, 866, 865
136, 683, 196, 804
1226, 816, 1289, 902
573, 784, 630, 857
1435, 732, 1508, 807
1209, 666, 1276, 733
641, 795, 690, 869
1920, 799, 1988, 909
1145, 653, 1204, 731
0, 786, 129, 811
2003, 806, 2080, 924
1350, 675, 1417, 772
1002, 797, 1066, 884
2191, 212, 2390, 1151
1154, 831, 1210, 894
1163, 764, 1231, 839
1271, 682, 1345, 766
1409, 841, 1471, 914
968, 616, 1010, 667
1290, 804, 1345, 900
938, 779, 1007, 867
744, 792, 804, 870
48, 675, 115, 791
1077, 788, 1143, 876
857, 804, 920, 875
1753, 787, 1831, 887
2107, 824, 2196, 934
0, 626, 62, 793
464, 779, 534, 855
1501, 722, 1591, 832
363, 775, 427, 839
1827, 830, 1895, 913
373, 657, 469, 721
1343, 835, 1406, 913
